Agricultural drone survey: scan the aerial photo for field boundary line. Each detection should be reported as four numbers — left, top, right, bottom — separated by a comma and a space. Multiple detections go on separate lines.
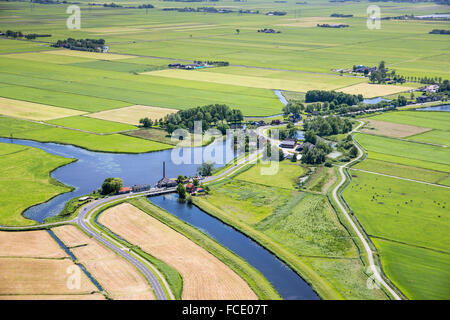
349, 168, 450, 189
369, 235, 450, 256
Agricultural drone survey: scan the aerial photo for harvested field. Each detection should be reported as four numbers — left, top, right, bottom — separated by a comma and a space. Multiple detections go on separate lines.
99, 203, 258, 300
338, 83, 414, 98
143, 69, 358, 92
86, 105, 177, 125
0, 97, 85, 121
277, 17, 340, 28
43, 50, 136, 61
0, 230, 67, 258
361, 118, 431, 138
53, 225, 155, 300
0, 257, 97, 295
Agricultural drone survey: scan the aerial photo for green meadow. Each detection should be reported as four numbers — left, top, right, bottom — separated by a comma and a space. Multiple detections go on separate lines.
355, 133, 450, 171
343, 171, 449, 299
407, 130, 450, 147
195, 165, 387, 300
0, 142, 73, 226
0, 116, 172, 153
369, 111, 450, 131
235, 161, 306, 190
372, 238, 450, 300
46, 116, 137, 134
353, 158, 448, 185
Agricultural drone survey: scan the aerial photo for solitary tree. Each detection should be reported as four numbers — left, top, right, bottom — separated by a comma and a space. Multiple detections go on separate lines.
177, 183, 186, 200
101, 177, 123, 195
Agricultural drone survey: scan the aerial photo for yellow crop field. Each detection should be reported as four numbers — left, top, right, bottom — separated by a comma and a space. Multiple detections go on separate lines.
143, 69, 356, 92
43, 50, 136, 60
338, 83, 415, 98
53, 225, 155, 300
0, 97, 85, 121
99, 203, 258, 300
0, 230, 67, 258
0, 257, 97, 296
86, 105, 177, 125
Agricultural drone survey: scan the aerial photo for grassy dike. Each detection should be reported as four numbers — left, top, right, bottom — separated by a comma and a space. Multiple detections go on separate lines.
129, 197, 282, 300
191, 196, 342, 300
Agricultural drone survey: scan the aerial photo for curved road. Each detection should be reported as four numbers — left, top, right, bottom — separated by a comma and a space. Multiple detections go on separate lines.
331, 121, 402, 300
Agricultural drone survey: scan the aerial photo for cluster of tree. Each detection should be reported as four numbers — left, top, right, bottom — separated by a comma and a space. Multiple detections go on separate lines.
100, 177, 123, 195
303, 116, 352, 137
429, 29, 450, 35
53, 38, 106, 52
1, 30, 51, 39
305, 90, 363, 106
337, 135, 358, 157
266, 11, 287, 15
197, 162, 214, 176
438, 79, 450, 92
159, 104, 243, 134
330, 13, 353, 17
31, 0, 80, 4
317, 24, 349, 28
283, 101, 304, 115
194, 60, 229, 66
301, 141, 331, 165
162, 7, 237, 13
257, 28, 281, 33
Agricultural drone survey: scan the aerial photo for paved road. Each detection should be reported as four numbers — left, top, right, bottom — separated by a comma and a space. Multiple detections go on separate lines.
76, 188, 176, 300
331, 121, 402, 300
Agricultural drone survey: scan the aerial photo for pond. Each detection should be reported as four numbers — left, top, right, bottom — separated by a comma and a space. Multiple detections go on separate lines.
363, 97, 391, 105
417, 105, 450, 112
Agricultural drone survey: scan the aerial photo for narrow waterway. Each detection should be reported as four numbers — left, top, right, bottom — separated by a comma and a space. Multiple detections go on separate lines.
150, 194, 319, 300
0, 136, 319, 300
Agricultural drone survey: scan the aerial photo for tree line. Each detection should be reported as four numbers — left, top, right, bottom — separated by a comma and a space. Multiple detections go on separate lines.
147, 104, 243, 134
52, 38, 106, 52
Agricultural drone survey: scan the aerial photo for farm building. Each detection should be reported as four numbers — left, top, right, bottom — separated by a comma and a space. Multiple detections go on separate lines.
280, 139, 296, 149
296, 142, 315, 152
132, 184, 151, 192
118, 187, 131, 194
156, 161, 177, 188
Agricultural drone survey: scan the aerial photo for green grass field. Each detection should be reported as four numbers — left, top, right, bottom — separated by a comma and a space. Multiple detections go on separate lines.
369, 111, 450, 131
235, 161, 306, 190
353, 158, 448, 184
407, 130, 450, 147
372, 238, 450, 300
0, 116, 172, 153
343, 171, 449, 299
47, 116, 137, 134
355, 133, 450, 171
0, 142, 73, 226
197, 162, 387, 300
